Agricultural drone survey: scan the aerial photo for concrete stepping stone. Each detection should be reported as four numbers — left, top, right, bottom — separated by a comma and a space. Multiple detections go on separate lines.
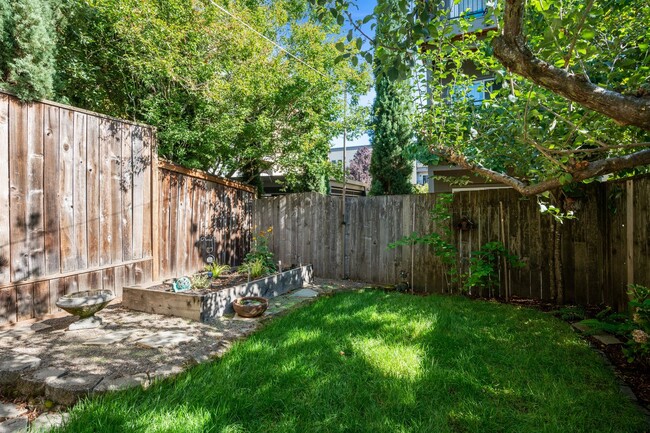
572, 322, 591, 333
82, 330, 134, 346
95, 375, 147, 393
0, 325, 34, 340
593, 334, 623, 345
0, 402, 27, 418
45, 374, 104, 406
290, 288, 319, 298
16, 368, 67, 397
0, 417, 27, 433
135, 331, 196, 349
30, 322, 52, 333
0, 354, 41, 386
30, 413, 68, 432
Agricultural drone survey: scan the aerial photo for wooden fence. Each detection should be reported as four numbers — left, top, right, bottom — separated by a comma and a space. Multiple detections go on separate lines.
0, 92, 254, 325
157, 161, 254, 280
253, 177, 650, 310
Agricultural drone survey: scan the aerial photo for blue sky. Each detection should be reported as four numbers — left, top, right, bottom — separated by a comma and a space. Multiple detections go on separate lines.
331, 0, 377, 150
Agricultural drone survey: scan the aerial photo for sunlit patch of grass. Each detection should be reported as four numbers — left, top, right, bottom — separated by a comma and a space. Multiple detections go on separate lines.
351, 337, 423, 380
57, 290, 647, 433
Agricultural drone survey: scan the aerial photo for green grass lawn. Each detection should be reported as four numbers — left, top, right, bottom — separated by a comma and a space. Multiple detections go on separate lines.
57, 290, 647, 433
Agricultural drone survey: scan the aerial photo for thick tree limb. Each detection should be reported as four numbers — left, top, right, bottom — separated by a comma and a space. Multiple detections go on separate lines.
431, 146, 650, 196
492, 0, 650, 131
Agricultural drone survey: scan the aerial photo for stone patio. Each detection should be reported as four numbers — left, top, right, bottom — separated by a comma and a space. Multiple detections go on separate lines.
0, 279, 366, 431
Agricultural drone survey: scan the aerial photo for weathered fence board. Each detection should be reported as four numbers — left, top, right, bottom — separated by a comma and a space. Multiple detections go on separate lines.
255, 177, 650, 310
156, 161, 254, 280
0, 92, 158, 325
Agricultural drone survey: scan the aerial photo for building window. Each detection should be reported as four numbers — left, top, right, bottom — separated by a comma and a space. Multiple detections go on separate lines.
450, 0, 486, 19
453, 78, 494, 105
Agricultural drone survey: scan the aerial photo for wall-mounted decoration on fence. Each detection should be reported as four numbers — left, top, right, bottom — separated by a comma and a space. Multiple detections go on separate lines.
200, 235, 216, 264
456, 216, 475, 231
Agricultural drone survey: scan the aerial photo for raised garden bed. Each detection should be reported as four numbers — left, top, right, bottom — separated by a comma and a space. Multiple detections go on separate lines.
122, 265, 313, 322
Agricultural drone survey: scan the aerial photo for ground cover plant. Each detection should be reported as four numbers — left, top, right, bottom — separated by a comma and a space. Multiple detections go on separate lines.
57, 291, 647, 433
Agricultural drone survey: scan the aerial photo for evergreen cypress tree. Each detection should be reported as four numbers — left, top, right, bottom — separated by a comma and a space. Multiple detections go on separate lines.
2, 0, 56, 100
0, 2, 12, 79
368, 71, 414, 195
368, 0, 414, 196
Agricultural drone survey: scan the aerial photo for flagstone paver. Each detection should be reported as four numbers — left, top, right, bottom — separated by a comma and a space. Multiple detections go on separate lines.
30, 413, 68, 432
291, 288, 319, 298
0, 417, 27, 433
135, 331, 197, 349
82, 330, 134, 346
0, 354, 41, 386
45, 374, 104, 406
16, 368, 67, 397
0, 402, 26, 419
0, 279, 366, 429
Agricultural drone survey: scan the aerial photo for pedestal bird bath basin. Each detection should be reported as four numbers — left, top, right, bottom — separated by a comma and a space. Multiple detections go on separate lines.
55, 290, 115, 330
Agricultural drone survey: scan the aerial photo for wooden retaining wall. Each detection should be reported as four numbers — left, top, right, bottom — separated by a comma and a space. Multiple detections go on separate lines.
0, 92, 254, 325
253, 177, 650, 310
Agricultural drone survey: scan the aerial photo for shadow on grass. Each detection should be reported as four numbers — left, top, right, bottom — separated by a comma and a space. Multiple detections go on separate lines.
56, 290, 647, 433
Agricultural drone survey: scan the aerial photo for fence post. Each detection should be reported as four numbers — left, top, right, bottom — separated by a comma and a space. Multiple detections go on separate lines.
151, 137, 160, 281
626, 180, 634, 289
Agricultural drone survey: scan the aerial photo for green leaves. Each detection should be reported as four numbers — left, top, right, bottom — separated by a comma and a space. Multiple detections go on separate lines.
51, 0, 370, 194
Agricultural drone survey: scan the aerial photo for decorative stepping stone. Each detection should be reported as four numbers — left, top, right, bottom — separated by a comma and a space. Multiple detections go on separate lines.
290, 288, 319, 298
16, 368, 67, 397
135, 331, 197, 349
0, 354, 41, 386
30, 322, 52, 332
45, 374, 104, 406
82, 330, 134, 346
0, 325, 34, 340
593, 334, 623, 345
0, 402, 27, 418
572, 322, 591, 333
94, 375, 145, 393
0, 417, 28, 433
30, 412, 68, 432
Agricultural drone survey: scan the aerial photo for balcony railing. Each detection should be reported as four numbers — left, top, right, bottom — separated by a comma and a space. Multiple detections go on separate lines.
449, 0, 485, 19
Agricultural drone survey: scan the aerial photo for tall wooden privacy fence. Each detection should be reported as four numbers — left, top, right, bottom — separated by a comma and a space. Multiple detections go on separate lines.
0, 92, 253, 325
254, 177, 650, 310
157, 162, 253, 280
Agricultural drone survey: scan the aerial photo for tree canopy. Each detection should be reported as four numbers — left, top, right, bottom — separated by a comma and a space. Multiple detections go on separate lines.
348, 146, 372, 184
313, 0, 650, 196
1, 0, 371, 193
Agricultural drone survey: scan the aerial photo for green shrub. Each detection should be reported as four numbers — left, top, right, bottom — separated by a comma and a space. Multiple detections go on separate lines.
191, 273, 210, 290
239, 258, 266, 279
239, 227, 276, 278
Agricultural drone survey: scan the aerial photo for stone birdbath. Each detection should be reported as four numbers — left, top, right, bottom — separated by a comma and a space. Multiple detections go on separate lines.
55, 290, 115, 330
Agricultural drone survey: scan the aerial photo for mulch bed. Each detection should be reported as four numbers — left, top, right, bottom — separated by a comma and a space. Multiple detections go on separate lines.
150, 273, 249, 294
